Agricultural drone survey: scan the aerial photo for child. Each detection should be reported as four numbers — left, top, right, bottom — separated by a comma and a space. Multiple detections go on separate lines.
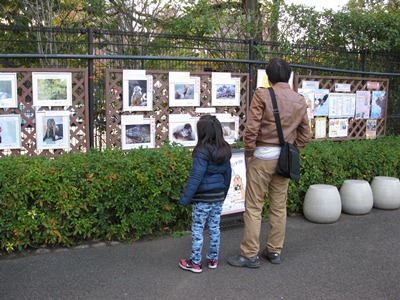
179, 114, 232, 273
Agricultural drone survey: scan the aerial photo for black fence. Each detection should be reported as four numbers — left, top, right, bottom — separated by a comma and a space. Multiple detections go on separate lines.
1, 25, 399, 149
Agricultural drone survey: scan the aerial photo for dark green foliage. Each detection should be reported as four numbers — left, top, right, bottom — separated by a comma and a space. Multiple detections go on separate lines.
1, 137, 399, 253
0, 143, 192, 253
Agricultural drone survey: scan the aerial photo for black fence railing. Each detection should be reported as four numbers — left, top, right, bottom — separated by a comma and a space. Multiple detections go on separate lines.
1, 25, 399, 147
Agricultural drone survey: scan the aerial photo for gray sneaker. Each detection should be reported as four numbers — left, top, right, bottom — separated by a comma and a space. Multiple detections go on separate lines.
227, 255, 260, 268
263, 250, 281, 264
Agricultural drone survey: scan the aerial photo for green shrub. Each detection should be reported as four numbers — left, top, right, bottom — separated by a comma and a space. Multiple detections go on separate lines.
0, 137, 399, 253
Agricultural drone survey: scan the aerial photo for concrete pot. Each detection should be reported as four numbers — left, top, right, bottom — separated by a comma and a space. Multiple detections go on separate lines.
340, 180, 373, 215
371, 176, 400, 210
303, 184, 342, 224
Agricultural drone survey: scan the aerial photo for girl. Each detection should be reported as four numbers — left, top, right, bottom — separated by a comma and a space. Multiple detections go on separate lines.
179, 114, 232, 273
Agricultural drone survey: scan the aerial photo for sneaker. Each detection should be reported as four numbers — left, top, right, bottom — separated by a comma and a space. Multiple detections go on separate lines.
262, 250, 281, 264
179, 259, 202, 273
227, 255, 260, 268
207, 259, 218, 269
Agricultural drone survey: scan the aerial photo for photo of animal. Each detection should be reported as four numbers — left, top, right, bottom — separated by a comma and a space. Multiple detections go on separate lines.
172, 123, 195, 141
129, 80, 148, 107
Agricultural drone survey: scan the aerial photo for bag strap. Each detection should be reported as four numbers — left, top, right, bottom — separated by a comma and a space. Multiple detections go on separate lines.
268, 87, 285, 146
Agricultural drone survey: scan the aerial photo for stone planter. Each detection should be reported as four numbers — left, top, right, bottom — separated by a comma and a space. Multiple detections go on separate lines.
371, 176, 400, 210
340, 180, 373, 215
303, 184, 342, 224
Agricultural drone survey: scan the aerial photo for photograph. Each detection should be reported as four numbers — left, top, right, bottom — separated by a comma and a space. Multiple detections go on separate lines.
36, 111, 70, 150
121, 115, 155, 150
0, 115, 21, 149
168, 114, 197, 147
211, 74, 241, 106
123, 70, 153, 111
0, 73, 18, 108
213, 113, 239, 144
32, 72, 72, 107
169, 76, 200, 107
313, 89, 330, 117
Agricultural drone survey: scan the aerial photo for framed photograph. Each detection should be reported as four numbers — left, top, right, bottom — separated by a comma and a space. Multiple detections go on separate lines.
0, 115, 21, 149
32, 72, 72, 107
213, 113, 239, 144
123, 70, 153, 111
168, 114, 197, 147
36, 111, 70, 150
121, 115, 155, 150
0, 73, 18, 108
169, 72, 200, 107
222, 150, 246, 216
211, 72, 241, 106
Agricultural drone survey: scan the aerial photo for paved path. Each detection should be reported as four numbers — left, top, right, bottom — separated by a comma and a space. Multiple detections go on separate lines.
1, 208, 399, 300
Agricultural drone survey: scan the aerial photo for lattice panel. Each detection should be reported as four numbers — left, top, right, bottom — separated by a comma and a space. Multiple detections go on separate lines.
294, 75, 388, 140
105, 70, 249, 149
0, 68, 89, 158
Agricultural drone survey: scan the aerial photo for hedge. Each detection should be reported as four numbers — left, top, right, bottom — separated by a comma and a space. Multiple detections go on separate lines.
0, 137, 399, 253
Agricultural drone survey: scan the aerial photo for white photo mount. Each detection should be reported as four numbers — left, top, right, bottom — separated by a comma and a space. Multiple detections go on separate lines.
121, 115, 155, 150
32, 72, 72, 107
168, 114, 197, 147
123, 70, 153, 111
0, 73, 18, 108
212, 113, 239, 144
211, 72, 241, 106
36, 110, 70, 150
168, 72, 200, 107
0, 114, 22, 149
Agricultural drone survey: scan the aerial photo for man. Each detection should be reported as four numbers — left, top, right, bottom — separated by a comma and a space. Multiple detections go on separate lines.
228, 58, 311, 267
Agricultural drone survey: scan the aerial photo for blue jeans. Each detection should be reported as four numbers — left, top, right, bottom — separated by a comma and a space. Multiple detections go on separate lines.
190, 201, 224, 264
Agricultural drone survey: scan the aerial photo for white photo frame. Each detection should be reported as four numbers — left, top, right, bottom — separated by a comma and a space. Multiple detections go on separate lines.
212, 75, 241, 107
0, 115, 22, 149
36, 111, 70, 150
169, 74, 200, 107
168, 114, 197, 147
212, 113, 239, 144
121, 115, 155, 150
32, 72, 72, 107
123, 70, 153, 111
0, 73, 18, 108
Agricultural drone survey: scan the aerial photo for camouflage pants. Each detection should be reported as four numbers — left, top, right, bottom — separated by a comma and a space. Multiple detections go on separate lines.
190, 201, 224, 264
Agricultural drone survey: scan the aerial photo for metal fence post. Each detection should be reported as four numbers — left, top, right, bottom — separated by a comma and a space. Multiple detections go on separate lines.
248, 39, 255, 103
88, 28, 94, 148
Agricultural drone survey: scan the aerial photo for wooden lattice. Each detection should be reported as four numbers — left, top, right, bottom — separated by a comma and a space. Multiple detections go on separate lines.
0, 68, 89, 158
294, 75, 388, 140
105, 70, 249, 148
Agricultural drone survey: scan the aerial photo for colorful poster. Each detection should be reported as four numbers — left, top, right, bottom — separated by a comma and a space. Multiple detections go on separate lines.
355, 91, 371, 119
298, 89, 314, 119
366, 119, 377, 139
313, 89, 329, 117
328, 119, 348, 138
222, 151, 246, 216
314, 117, 327, 139
371, 91, 386, 119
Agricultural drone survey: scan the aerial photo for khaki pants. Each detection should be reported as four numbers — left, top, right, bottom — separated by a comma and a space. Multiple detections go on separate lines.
240, 157, 290, 258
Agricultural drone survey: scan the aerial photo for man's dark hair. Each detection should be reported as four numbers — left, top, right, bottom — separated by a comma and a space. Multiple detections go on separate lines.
265, 58, 292, 85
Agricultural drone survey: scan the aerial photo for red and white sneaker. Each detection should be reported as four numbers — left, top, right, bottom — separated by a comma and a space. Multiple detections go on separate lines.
207, 259, 218, 269
179, 259, 202, 273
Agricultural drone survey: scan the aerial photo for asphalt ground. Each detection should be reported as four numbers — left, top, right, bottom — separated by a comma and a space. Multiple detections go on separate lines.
1, 207, 399, 300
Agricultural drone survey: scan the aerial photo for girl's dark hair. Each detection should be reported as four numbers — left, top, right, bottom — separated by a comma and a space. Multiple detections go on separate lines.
266, 58, 292, 85
193, 114, 232, 163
